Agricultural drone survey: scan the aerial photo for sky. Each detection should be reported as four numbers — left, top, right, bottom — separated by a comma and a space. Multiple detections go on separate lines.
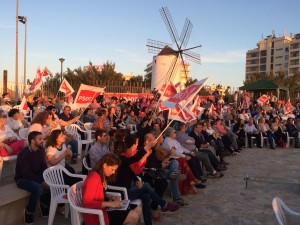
0, 0, 299, 90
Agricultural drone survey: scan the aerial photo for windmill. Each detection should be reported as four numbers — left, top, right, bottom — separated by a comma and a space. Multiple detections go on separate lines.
147, 7, 202, 91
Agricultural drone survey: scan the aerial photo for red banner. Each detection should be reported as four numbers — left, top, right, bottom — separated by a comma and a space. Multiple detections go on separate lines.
104, 93, 154, 102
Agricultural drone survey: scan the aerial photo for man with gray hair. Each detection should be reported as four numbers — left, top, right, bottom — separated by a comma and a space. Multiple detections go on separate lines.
176, 123, 223, 178
162, 127, 206, 186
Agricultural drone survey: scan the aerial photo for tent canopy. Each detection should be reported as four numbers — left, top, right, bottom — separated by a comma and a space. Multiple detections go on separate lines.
239, 79, 288, 91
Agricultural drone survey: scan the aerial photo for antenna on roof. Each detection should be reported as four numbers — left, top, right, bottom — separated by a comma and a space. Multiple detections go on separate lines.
272, 29, 275, 37
261, 33, 264, 39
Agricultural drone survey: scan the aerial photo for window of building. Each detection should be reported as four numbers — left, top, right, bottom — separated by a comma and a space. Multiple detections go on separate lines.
285, 55, 289, 60
276, 48, 283, 51
275, 64, 282, 66
276, 56, 283, 59
284, 63, 288, 68
285, 47, 289, 52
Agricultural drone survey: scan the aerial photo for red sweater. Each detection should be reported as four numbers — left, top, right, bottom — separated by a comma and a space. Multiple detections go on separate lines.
82, 171, 109, 225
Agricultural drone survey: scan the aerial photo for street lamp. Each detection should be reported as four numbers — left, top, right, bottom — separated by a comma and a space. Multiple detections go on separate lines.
59, 58, 65, 83
18, 16, 27, 92
15, 0, 19, 102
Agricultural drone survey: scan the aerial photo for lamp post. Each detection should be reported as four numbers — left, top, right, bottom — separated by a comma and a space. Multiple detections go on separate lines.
18, 16, 27, 92
15, 0, 19, 101
59, 58, 65, 83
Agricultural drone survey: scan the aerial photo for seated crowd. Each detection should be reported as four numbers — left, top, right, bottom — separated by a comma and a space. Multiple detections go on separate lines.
1, 92, 300, 225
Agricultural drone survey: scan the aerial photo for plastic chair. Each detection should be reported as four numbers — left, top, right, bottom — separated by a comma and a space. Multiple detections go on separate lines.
19, 127, 29, 140
24, 110, 33, 122
68, 181, 105, 225
43, 165, 87, 225
68, 181, 138, 225
272, 197, 300, 225
82, 156, 92, 172
65, 124, 94, 157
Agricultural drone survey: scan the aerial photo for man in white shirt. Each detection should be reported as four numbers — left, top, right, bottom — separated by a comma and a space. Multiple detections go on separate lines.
244, 118, 260, 148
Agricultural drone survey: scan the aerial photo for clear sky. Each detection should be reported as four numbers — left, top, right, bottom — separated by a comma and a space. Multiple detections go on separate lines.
0, 0, 299, 90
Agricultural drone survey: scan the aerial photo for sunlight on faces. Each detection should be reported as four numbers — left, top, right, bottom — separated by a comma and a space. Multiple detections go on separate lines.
103, 164, 119, 177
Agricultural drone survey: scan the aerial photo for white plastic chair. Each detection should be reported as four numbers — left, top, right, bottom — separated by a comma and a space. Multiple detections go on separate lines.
128, 124, 137, 134
272, 197, 300, 225
65, 124, 94, 157
82, 156, 92, 172
68, 181, 105, 225
68, 181, 139, 225
285, 132, 295, 148
24, 110, 33, 122
43, 165, 87, 225
19, 127, 29, 140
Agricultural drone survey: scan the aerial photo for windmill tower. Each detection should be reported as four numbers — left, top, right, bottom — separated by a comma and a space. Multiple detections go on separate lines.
147, 7, 201, 91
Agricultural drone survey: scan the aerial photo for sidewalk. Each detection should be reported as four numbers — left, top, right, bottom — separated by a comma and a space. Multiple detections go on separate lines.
16, 147, 300, 224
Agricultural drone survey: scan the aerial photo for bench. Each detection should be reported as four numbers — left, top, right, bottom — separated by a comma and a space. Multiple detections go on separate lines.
0, 155, 17, 182
0, 183, 39, 225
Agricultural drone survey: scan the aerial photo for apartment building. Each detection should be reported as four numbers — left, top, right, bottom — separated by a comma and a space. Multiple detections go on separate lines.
246, 33, 300, 80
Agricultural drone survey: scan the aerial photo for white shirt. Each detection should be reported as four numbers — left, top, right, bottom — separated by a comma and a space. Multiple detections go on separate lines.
244, 123, 258, 134
46, 144, 67, 167
0, 125, 20, 142
162, 137, 190, 158
6, 117, 24, 131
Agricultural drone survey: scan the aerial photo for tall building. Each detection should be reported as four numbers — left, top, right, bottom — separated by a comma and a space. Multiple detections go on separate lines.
246, 33, 300, 80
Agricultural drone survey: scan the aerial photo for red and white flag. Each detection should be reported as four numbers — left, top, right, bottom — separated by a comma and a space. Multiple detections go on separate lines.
27, 67, 43, 94
161, 77, 209, 109
284, 99, 294, 114
19, 96, 29, 111
158, 82, 177, 111
208, 103, 216, 114
174, 81, 181, 91
58, 78, 75, 96
257, 94, 270, 105
169, 104, 196, 123
42, 67, 51, 76
189, 95, 204, 117
71, 84, 105, 110
241, 91, 250, 109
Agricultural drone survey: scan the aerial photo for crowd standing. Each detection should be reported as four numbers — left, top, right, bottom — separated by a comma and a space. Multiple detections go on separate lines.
1, 89, 300, 225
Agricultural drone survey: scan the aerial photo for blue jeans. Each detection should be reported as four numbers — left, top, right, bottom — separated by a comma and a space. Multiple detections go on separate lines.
16, 179, 50, 214
161, 160, 181, 201
67, 139, 78, 156
129, 182, 166, 225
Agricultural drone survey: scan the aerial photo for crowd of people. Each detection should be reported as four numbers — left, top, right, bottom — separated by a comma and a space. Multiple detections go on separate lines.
1, 90, 300, 225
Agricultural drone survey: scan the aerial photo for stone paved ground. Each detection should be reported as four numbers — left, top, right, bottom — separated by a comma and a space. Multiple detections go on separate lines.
2, 147, 300, 225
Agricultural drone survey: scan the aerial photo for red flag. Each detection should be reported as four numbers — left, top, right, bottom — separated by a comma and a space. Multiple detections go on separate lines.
42, 67, 51, 76
59, 78, 75, 96
158, 82, 177, 111
169, 104, 196, 123
19, 96, 29, 111
71, 84, 105, 110
257, 94, 270, 105
161, 77, 209, 109
284, 99, 293, 114
27, 67, 43, 94
208, 103, 216, 114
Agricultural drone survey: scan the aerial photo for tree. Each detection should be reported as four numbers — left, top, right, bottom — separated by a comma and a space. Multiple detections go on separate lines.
129, 75, 144, 82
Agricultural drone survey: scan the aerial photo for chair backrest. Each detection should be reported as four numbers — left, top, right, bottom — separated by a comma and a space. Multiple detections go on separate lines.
272, 197, 300, 225
84, 122, 93, 131
43, 165, 69, 199
82, 156, 92, 172
68, 181, 105, 225
19, 128, 29, 140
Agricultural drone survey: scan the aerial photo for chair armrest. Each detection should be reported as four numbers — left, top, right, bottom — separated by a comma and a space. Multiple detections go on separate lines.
61, 168, 87, 181
107, 185, 128, 200
47, 183, 70, 189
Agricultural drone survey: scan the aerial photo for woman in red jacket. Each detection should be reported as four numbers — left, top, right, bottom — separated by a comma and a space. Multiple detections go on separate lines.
82, 153, 142, 225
